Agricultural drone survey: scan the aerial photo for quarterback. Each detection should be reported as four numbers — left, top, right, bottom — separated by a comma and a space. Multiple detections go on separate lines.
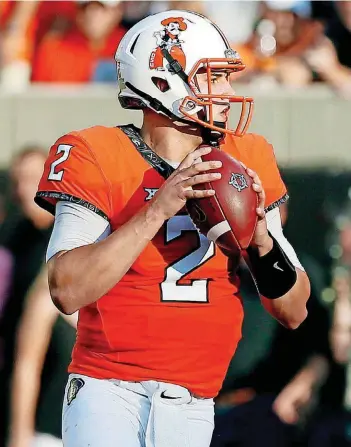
35, 10, 310, 447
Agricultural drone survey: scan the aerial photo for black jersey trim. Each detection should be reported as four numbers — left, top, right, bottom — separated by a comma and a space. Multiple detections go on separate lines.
35, 191, 109, 221
264, 193, 289, 213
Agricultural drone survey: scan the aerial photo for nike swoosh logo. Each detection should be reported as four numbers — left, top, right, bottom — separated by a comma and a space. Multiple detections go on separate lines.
160, 391, 178, 399
273, 262, 284, 272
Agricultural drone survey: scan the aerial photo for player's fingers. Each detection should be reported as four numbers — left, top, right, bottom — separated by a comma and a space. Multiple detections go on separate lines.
182, 172, 221, 188
255, 190, 266, 217
183, 188, 216, 200
247, 168, 262, 186
179, 160, 222, 179
178, 146, 212, 170
256, 206, 266, 219
252, 182, 265, 201
252, 182, 265, 218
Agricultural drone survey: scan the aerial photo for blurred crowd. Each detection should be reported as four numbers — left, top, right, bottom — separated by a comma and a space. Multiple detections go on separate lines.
0, 0, 351, 96
1, 1, 351, 447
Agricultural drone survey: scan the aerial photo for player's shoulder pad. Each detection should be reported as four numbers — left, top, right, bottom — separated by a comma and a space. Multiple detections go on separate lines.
234, 132, 272, 151
55, 126, 127, 167
64, 125, 124, 148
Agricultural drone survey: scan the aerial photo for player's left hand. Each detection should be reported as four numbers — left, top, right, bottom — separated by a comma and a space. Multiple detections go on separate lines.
244, 167, 273, 253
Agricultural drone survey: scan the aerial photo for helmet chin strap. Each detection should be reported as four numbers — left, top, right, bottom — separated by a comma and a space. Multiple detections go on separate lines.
197, 109, 225, 147
200, 125, 225, 147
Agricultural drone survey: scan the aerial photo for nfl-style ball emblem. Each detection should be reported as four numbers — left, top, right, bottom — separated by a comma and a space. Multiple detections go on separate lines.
228, 173, 248, 192
67, 377, 85, 406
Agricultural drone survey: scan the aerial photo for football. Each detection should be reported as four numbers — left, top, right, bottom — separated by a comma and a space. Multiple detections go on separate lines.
186, 146, 259, 257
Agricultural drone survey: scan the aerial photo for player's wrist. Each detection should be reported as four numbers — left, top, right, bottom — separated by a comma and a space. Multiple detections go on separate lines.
146, 199, 169, 224
247, 233, 297, 299
254, 234, 274, 256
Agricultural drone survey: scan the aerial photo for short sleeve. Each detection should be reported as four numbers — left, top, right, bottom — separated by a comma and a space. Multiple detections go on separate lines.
249, 134, 288, 212
35, 133, 111, 221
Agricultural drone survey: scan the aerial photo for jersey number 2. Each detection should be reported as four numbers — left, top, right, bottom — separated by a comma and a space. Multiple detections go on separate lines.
161, 215, 215, 303
48, 144, 73, 181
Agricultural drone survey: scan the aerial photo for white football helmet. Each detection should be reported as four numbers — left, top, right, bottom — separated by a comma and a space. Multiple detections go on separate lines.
115, 10, 253, 137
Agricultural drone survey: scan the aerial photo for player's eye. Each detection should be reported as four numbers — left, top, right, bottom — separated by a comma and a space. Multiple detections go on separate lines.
211, 73, 226, 84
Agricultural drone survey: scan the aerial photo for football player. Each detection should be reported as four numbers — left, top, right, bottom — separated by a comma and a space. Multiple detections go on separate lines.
35, 10, 310, 447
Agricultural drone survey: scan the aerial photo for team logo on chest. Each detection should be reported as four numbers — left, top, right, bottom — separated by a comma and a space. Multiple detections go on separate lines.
66, 377, 85, 406
228, 173, 248, 192
144, 188, 159, 201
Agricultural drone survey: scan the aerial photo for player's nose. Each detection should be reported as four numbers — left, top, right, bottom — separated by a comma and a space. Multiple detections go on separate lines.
224, 79, 236, 96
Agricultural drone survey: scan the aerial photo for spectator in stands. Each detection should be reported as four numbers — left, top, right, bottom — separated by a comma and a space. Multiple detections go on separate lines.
8, 265, 77, 447
211, 201, 331, 447
0, 147, 53, 446
120, 1, 151, 29
232, 0, 323, 87
0, 1, 39, 91
304, 1, 351, 99
0, 1, 77, 91
304, 204, 351, 446
31, 0, 126, 83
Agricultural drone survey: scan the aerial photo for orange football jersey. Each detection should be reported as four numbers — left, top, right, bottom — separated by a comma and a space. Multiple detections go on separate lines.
36, 125, 287, 397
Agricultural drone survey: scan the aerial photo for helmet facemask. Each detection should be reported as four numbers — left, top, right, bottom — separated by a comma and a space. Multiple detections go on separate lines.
180, 56, 254, 139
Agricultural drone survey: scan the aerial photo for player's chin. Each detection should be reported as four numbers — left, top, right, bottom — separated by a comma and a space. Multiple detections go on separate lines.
214, 113, 229, 125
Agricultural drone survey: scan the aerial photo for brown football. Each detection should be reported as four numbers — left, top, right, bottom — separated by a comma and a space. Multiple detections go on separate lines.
186, 146, 259, 257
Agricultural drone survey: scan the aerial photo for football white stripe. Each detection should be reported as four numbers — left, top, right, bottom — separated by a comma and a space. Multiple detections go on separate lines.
207, 220, 231, 242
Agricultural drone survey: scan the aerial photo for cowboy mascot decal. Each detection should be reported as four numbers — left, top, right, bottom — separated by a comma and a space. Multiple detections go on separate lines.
149, 17, 187, 71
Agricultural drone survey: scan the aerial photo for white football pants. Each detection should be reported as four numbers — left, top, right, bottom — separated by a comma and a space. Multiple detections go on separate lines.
62, 374, 214, 447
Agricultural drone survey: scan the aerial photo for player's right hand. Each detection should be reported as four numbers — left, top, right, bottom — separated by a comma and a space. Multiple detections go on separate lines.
151, 146, 222, 221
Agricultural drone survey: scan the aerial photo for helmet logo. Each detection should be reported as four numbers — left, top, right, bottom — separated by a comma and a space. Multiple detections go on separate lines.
225, 48, 241, 59
149, 17, 187, 72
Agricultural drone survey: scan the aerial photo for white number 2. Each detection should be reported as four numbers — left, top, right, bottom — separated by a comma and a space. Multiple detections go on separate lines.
161, 215, 215, 303
48, 144, 73, 181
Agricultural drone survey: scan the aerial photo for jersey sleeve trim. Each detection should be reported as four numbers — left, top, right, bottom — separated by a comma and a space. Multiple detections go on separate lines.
264, 193, 289, 213
35, 191, 109, 221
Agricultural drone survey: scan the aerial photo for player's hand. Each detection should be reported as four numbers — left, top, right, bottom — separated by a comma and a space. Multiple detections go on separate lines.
151, 146, 222, 221
244, 167, 273, 254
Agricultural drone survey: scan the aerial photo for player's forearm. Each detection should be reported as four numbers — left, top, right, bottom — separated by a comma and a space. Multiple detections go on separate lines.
260, 268, 309, 329
49, 202, 165, 314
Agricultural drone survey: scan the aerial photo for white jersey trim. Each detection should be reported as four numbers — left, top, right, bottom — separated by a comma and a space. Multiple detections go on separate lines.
46, 201, 111, 262
265, 207, 304, 271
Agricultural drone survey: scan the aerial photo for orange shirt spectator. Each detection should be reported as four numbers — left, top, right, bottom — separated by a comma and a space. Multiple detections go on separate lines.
0, 0, 76, 77
31, 1, 125, 83
32, 27, 125, 83
231, 1, 323, 86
